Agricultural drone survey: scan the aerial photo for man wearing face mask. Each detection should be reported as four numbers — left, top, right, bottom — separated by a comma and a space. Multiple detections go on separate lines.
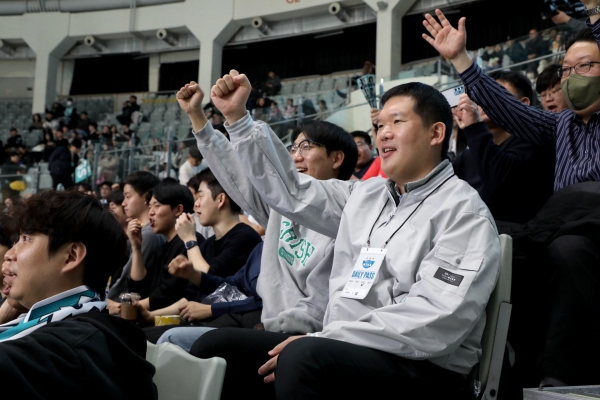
423, 2, 600, 387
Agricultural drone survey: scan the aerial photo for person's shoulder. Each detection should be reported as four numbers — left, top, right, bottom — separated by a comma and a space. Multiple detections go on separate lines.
230, 222, 262, 241
444, 176, 495, 220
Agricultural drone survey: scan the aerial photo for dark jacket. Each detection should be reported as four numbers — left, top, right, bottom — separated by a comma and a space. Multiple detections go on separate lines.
48, 145, 78, 176
198, 241, 263, 318
0, 311, 157, 400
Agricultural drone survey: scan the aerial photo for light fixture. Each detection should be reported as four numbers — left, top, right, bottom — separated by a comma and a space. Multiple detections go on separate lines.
329, 2, 349, 23
251, 17, 271, 35
83, 36, 105, 52
156, 29, 179, 46
377, 1, 388, 11
0, 40, 15, 56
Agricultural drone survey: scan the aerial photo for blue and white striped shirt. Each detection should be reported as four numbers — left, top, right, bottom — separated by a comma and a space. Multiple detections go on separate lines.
460, 19, 600, 192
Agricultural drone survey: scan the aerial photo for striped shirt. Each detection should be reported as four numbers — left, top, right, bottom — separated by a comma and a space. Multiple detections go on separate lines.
459, 19, 600, 192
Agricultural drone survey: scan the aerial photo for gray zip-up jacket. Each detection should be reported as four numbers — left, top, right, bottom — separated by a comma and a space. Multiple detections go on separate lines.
225, 112, 501, 375
194, 121, 334, 334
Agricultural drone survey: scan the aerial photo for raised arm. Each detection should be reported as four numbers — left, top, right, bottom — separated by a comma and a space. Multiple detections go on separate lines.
422, 9, 557, 146
210, 70, 355, 238
177, 82, 271, 228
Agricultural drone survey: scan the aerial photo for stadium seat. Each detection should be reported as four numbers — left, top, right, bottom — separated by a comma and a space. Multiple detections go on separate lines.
146, 341, 226, 400
469, 234, 513, 400
280, 83, 294, 95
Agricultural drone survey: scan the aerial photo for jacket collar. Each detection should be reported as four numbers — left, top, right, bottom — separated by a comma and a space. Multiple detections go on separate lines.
385, 160, 452, 206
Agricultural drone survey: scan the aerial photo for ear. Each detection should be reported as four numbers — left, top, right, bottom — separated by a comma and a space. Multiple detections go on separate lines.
430, 122, 446, 148
173, 204, 185, 218
520, 97, 531, 106
331, 150, 345, 171
217, 193, 227, 210
61, 242, 87, 275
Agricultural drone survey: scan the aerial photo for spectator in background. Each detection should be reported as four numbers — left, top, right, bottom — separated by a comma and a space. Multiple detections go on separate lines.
116, 95, 140, 125
283, 98, 295, 119
121, 123, 134, 141
179, 147, 205, 185
350, 131, 374, 180
107, 190, 128, 231
186, 172, 215, 240
536, 64, 569, 113
28, 113, 44, 132
16, 145, 32, 166
4, 128, 22, 152
253, 98, 269, 122
315, 100, 329, 121
76, 111, 94, 135
452, 70, 555, 223
88, 122, 100, 142
301, 99, 317, 120
361, 108, 387, 180
268, 102, 283, 124
526, 28, 550, 70
43, 112, 59, 131
1, 151, 24, 202
551, 9, 590, 33
98, 142, 119, 184
48, 138, 81, 190
49, 101, 64, 119
63, 98, 78, 128
264, 71, 281, 96
100, 181, 113, 202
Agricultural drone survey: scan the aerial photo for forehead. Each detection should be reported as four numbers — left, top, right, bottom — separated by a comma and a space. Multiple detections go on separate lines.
564, 42, 600, 65
293, 132, 307, 145
380, 95, 417, 120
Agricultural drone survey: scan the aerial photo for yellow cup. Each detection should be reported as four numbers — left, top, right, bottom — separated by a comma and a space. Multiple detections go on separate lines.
154, 315, 181, 326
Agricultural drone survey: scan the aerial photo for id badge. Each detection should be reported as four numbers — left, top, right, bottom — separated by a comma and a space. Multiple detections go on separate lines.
341, 247, 387, 300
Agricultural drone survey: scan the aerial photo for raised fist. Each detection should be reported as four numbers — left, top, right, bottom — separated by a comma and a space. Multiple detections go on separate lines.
210, 70, 252, 125
176, 81, 205, 117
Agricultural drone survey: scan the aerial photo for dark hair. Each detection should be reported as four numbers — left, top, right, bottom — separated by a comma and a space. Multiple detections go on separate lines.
536, 64, 562, 94
196, 168, 241, 214
351, 131, 371, 145
10, 151, 20, 157
566, 28, 595, 51
0, 214, 12, 248
10, 127, 17, 132
488, 70, 533, 100
123, 171, 160, 203
187, 173, 203, 191
189, 147, 202, 161
76, 183, 93, 192
100, 181, 113, 188
10, 190, 127, 295
291, 120, 358, 180
130, 95, 137, 100
381, 82, 453, 159
151, 180, 195, 214
70, 138, 82, 149
89, 122, 97, 129
80, 111, 88, 116
106, 190, 124, 206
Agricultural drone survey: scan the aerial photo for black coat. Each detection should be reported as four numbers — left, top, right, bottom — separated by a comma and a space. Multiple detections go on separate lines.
48, 145, 78, 176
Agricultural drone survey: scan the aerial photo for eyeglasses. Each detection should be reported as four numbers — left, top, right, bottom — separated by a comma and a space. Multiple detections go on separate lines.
286, 139, 324, 156
557, 61, 600, 78
538, 86, 562, 100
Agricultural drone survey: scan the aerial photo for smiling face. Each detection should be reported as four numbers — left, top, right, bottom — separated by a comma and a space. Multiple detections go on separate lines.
194, 182, 222, 227
148, 196, 180, 235
354, 136, 373, 169
377, 96, 443, 187
291, 133, 341, 180
2, 234, 70, 308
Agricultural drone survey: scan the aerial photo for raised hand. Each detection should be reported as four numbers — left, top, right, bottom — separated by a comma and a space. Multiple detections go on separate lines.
452, 94, 482, 129
211, 70, 252, 125
168, 254, 195, 280
126, 218, 142, 250
175, 213, 197, 242
177, 81, 205, 117
422, 9, 472, 73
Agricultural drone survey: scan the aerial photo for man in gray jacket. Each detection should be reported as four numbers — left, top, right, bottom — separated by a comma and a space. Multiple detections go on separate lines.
189, 70, 501, 400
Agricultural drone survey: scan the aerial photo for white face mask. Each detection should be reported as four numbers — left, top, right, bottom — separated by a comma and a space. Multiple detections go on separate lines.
66, 101, 73, 106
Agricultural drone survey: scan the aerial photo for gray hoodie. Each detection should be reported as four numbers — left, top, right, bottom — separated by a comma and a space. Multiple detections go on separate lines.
194, 121, 334, 334
225, 112, 501, 375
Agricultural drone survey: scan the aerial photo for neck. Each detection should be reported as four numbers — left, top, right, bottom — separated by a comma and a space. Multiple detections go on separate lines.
395, 161, 439, 195
213, 214, 240, 240
165, 227, 178, 242
488, 125, 511, 145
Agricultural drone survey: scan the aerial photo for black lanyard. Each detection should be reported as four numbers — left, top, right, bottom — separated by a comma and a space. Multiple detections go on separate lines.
366, 174, 455, 250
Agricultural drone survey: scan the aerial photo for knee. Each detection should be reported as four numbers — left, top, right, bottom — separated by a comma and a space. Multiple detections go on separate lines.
189, 328, 228, 358
277, 337, 329, 374
547, 235, 596, 270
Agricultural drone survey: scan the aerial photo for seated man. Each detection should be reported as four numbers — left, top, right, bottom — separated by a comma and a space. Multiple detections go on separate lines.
107, 171, 165, 306
190, 71, 500, 399
536, 64, 569, 113
452, 70, 555, 223
0, 190, 156, 399
350, 131, 375, 180
175, 81, 358, 345
128, 180, 204, 311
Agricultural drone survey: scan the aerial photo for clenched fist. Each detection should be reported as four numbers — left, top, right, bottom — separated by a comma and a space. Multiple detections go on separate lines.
210, 70, 252, 125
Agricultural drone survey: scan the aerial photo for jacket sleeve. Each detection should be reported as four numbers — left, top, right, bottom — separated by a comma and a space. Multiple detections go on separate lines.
263, 240, 335, 334
194, 121, 271, 229
226, 112, 356, 239
313, 211, 500, 360
460, 62, 558, 147
210, 297, 262, 318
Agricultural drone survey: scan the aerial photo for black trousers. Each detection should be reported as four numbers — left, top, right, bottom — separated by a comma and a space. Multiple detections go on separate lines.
538, 234, 600, 384
51, 173, 73, 190
191, 328, 465, 400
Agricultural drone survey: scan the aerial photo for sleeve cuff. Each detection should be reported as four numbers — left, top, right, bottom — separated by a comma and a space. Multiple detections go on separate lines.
459, 61, 483, 87
223, 112, 254, 142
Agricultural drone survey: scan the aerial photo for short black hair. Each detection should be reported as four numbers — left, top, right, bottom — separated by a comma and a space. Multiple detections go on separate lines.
71, 138, 82, 149
536, 64, 562, 94
351, 131, 371, 145
0, 214, 12, 248
151, 180, 195, 214
488, 70, 533, 100
196, 168, 241, 214
106, 191, 124, 206
123, 171, 160, 203
9, 127, 17, 133
100, 181, 113, 189
566, 28, 595, 51
10, 151, 20, 157
291, 120, 358, 180
10, 190, 127, 295
381, 82, 453, 159
130, 95, 138, 100
80, 111, 88, 116
187, 172, 203, 191
76, 183, 93, 192
189, 147, 202, 161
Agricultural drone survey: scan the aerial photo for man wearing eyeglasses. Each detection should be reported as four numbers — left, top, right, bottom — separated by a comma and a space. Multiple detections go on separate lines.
349, 131, 375, 180
424, 1, 600, 387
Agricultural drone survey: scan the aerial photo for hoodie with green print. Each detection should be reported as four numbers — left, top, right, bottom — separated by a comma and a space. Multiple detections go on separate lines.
194, 122, 334, 334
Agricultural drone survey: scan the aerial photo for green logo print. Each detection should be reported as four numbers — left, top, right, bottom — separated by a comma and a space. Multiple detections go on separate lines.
278, 220, 315, 267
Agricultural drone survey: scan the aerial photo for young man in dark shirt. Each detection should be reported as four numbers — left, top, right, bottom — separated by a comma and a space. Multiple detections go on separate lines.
0, 190, 156, 399
350, 131, 375, 180
452, 71, 555, 223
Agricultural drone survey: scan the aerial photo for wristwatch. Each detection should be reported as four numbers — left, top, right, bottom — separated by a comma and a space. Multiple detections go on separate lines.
585, 5, 600, 16
185, 240, 198, 250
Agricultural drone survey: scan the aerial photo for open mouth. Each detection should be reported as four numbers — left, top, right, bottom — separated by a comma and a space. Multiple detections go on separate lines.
381, 147, 396, 158
547, 105, 557, 112
149, 218, 156, 227
296, 168, 308, 174
2, 283, 11, 296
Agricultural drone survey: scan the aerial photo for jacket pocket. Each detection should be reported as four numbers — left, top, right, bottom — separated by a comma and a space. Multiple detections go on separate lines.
423, 244, 483, 298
